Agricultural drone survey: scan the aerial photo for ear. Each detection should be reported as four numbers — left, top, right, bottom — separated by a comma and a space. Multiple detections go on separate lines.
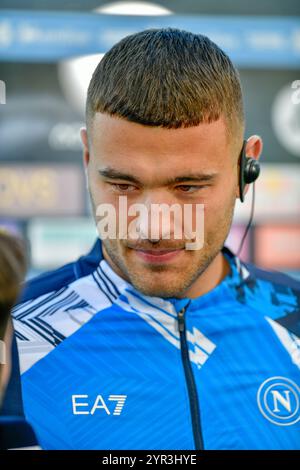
80, 127, 90, 169
245, 134, 263, 160
236, 135, 263, 199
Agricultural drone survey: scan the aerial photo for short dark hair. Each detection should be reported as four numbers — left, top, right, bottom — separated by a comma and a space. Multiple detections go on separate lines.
86, 28, 245, 145
0, 231, 27, 339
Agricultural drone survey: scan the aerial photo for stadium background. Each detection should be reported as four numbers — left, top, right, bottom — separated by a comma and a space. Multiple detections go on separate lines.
0, 0, 299, 280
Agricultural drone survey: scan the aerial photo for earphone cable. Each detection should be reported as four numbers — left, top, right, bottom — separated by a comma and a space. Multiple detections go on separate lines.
237, 182, 255, 257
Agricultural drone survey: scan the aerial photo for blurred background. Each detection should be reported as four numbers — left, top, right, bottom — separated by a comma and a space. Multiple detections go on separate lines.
0, 1, 299, 280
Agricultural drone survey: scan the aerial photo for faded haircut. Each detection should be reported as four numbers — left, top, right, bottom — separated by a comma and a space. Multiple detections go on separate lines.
86, 28, 245, 148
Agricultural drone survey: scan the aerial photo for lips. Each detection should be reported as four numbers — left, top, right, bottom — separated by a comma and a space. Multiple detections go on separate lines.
133, 248, 184, 264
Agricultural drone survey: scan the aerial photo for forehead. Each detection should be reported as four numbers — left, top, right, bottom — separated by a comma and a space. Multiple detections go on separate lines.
90, 113, 232, 177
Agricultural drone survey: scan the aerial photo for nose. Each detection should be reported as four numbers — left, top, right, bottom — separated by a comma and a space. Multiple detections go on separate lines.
133, 192, 181, 242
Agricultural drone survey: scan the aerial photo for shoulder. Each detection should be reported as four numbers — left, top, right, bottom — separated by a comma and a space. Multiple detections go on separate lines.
12, 240, 112, 372
18, 239, 102, 303
244, 262, 300, 292
18, 261, 78, 304
236, 258, 300, 337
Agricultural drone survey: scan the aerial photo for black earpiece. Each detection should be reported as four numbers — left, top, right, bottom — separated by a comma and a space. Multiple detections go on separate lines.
239, 140, 260, 202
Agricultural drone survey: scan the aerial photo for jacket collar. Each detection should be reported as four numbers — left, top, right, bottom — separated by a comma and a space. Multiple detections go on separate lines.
92, 240, 245, 314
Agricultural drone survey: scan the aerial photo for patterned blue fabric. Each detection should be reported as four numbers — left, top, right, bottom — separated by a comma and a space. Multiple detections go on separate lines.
12, 240, 300, 449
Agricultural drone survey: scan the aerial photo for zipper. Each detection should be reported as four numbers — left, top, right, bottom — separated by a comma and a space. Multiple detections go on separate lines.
178, 306, 204, 450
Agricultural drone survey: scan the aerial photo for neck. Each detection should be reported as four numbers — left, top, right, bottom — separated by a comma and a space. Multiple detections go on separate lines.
178, 250, 231, 299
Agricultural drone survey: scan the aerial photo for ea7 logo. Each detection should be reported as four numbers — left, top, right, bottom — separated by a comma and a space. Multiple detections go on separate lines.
257, 377, 300, 426
72, 394, 127, 416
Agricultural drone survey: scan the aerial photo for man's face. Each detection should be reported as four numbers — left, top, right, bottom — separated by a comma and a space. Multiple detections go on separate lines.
83, 113, 239, 298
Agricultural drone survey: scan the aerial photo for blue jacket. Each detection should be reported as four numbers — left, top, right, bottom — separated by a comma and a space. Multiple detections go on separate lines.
12, 240, 300, 449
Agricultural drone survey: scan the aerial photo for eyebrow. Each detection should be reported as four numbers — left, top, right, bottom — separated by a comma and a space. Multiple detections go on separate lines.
99, 168, 141, 185
98, 167, 218, 185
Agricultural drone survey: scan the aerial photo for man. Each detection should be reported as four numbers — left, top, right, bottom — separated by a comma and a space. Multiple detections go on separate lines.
12, 29, 300, 450
0, 230, 38, 449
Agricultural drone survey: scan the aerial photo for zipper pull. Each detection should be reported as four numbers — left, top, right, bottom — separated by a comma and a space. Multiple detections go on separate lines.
177, 307, 186, 333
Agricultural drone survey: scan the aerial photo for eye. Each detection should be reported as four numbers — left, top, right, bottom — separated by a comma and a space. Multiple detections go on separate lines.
110, 183, 137, 192
176, 185, 204, 193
